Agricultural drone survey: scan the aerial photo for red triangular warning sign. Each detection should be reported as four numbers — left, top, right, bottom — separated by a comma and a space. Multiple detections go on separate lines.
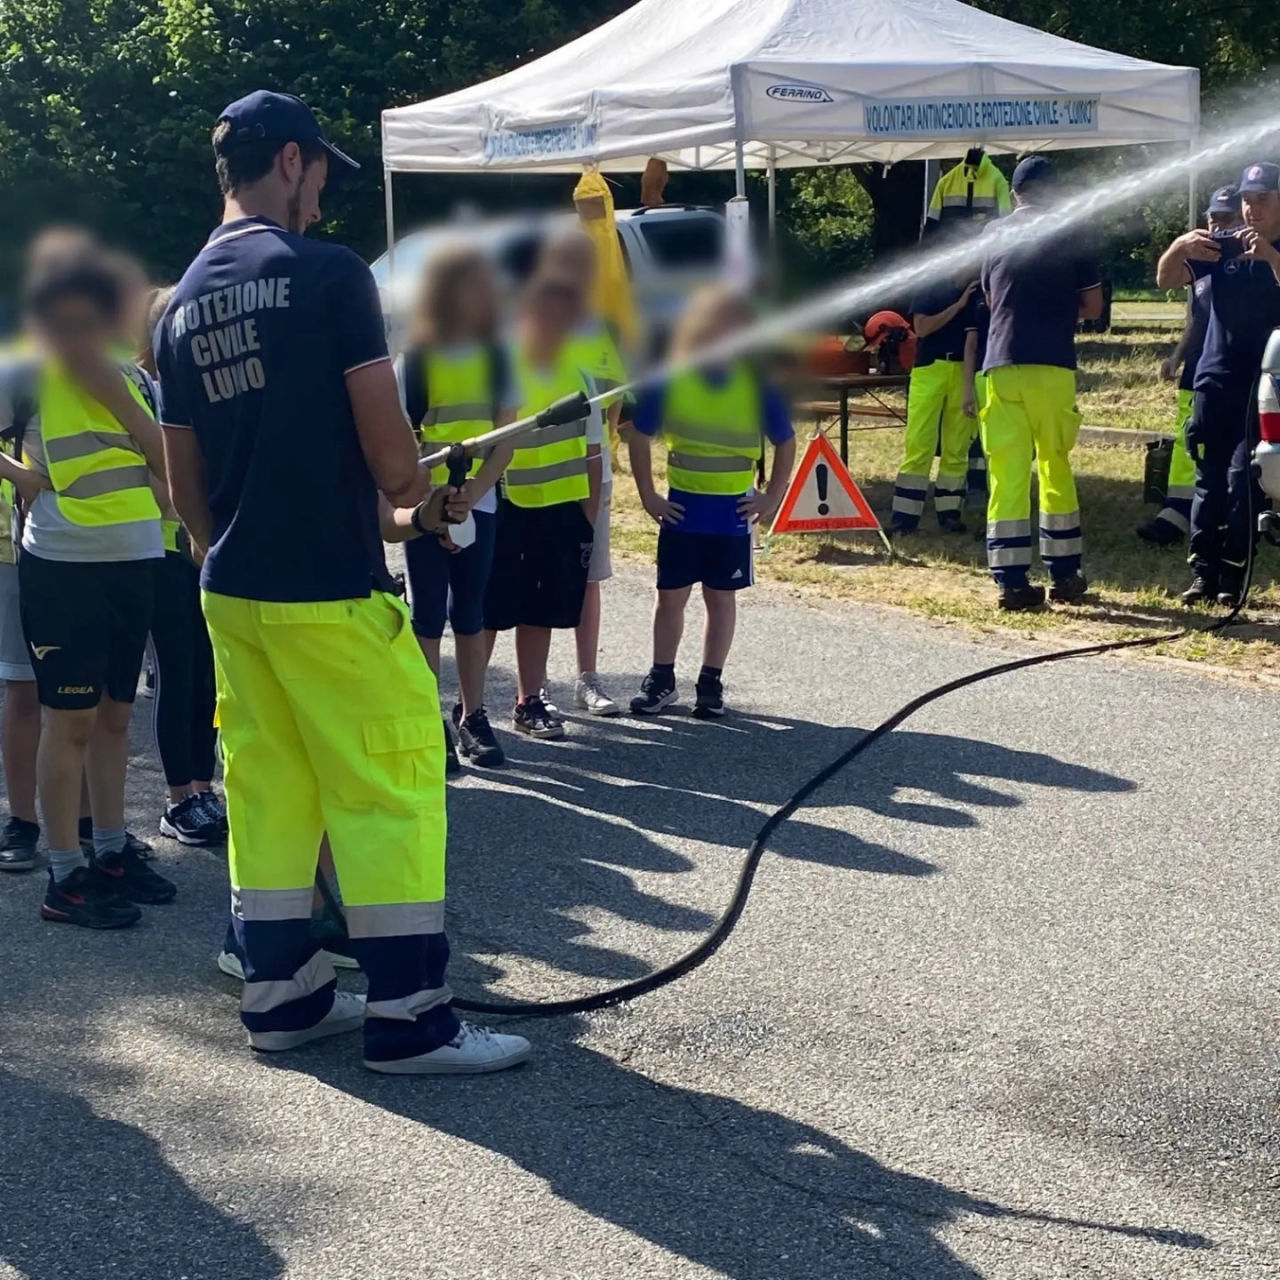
771, 434, 885, 538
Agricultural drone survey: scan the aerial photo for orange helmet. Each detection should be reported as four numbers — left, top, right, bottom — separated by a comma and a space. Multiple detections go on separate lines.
862, 311, 917, 371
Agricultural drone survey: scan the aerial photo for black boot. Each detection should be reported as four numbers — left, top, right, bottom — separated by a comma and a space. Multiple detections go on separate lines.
1049, 572, 1090, 604
1180, 575, 1218, 607
997, 583, 1047, 612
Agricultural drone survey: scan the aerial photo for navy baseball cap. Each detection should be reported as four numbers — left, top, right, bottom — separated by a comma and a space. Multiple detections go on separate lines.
1011, 154, 1054, 193
1238, 162, 1280, 195
216, 90, 359, 175
1206, 184, 1241, 216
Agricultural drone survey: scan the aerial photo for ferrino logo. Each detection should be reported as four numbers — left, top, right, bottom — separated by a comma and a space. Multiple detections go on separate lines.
766, 83, 833, 104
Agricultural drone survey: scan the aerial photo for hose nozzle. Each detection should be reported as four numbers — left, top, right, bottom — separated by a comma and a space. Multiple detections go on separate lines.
535, 391, 589, 429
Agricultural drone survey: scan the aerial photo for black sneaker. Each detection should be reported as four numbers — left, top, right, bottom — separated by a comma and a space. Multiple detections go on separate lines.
0, 816, 39, 872
195, 790, 228, 837
1136, 517, 1183, 546
93, 847, 177, 905
442, 717, 461, 775
457, 707, 505, 767
513, 695, 565, 740
937, 515, 968, 535
630, 669, 677, 716
1180, 576, 1218, 607
691, 676, 726, 720
80, 819, 154, 861
997, 583, 1047, 612
40, 865, 141, 929
159, 794, 220, 847
1049, 572, 1090, 604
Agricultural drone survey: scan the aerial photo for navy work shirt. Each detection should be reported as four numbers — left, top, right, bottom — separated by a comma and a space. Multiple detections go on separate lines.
1188, 245, 1280, 398
1179, 275, 1212, 392
980, 210, 1101, 372
908, 283, 973, 367
155, 217, 394, 602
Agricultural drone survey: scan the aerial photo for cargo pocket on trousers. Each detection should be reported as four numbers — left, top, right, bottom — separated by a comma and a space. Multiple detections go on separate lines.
363, 715, 441, 793
1058, 404, 1083, 455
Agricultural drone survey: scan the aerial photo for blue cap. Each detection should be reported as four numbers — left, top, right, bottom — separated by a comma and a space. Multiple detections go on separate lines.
1238, 162, 1280, 195
216, 90, 359, 175
1011, 154, 1054, 194
1207, 184, 1241, 216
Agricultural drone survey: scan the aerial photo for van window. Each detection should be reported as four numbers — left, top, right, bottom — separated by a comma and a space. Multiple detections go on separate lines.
635, 216, 724, 268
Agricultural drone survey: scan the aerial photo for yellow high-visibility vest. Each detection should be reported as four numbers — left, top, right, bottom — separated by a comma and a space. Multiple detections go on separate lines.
927, 155, 1012, 226
411, 346, 495, 485
506, 347, 590, 508
38, 364, 161, 528
663, 365, 761, 496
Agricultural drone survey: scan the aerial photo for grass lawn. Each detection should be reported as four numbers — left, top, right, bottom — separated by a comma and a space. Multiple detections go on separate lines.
610, 427, 1280, 681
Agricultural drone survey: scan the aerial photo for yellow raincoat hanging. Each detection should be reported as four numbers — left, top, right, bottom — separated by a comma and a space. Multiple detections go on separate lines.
573, 166, 638, 351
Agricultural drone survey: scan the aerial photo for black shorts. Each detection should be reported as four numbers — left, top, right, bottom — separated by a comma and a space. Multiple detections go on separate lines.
656, 527, 754, 592
18, 552, 157, 709
484, 499, 593, 631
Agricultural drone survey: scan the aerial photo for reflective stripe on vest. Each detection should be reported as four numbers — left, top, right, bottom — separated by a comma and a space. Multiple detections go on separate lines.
39, 364, 162, 528
417, 348, 494, 484
664, 365, 761, 496
506, 347, 590, 508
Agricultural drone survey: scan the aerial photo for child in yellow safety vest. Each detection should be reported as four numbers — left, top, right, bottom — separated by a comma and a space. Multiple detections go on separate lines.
483, 272, 604, 741
537, 230, 629, 716
394, 246, 516, 769
627, 286, 796, 719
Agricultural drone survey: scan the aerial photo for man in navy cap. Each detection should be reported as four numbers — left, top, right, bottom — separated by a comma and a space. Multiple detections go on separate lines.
979, 155, 1103, 610
1140, 185, 1243, 546
154, 91, 531, 1074
1157, 162, 1280, 605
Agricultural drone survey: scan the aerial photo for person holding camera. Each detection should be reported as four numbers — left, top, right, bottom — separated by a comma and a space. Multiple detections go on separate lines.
1140, 188, 1243, 547
1156, 163, 1280, 606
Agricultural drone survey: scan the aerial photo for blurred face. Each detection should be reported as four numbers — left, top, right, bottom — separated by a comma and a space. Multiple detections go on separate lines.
456, 263, 498, 336
31, 293, 115, 365
545, 238, 596, 292
1243, 188, 1280, 240
525, 287, 580, 348
285, 148, 329, 234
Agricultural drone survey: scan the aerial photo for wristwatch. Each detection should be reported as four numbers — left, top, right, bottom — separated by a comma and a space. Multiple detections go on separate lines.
410, 502, 432, 537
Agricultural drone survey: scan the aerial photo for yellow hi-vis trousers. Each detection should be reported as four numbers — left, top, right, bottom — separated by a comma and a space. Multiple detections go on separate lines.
892, 359, 978, 528
1152, 388, 1197, 535
980, 364, 1083, 585
203, 589, 459, 1059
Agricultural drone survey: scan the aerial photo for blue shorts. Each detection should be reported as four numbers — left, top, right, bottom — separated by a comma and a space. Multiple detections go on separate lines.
656, 527, 753, 592
404, 508, 497, 639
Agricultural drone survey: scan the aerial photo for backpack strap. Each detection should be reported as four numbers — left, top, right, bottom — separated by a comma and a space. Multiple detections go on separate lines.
487, 342, 510, 423
403, 344, 428, 432
2, 360, 37, 454
120, 363, 158, 419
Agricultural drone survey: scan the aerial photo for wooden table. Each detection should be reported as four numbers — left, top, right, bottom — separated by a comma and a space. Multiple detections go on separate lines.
806, 374, 910, 463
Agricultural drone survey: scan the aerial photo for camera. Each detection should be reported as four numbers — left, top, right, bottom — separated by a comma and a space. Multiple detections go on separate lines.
1212, 229, 1245, 260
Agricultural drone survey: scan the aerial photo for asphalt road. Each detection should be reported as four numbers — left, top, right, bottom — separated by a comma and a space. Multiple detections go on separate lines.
1, 566, 1277, 1280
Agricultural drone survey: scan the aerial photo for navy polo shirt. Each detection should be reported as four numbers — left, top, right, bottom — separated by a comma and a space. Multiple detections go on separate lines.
1179, 275, 1212, 392
980, 210, 1100, 372
1188, 246, 1280, 398
155, 217, 394, 602
964, 295, 989, 371
908, 283, 970, 367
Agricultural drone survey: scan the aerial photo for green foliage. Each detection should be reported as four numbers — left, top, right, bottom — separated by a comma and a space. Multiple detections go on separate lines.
0, 0, 1276, 298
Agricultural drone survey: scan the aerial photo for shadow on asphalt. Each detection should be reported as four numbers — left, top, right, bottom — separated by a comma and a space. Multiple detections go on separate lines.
443, 688, 1137, 990
0, 1066, 284, 1280
281, 1033, 1212, 1280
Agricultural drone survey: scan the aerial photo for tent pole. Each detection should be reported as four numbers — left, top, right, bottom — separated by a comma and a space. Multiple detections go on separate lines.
734, 139, 746, 198
1187, 138, 1196, 231
384, 167, 396, 276
766, 146, 777, 246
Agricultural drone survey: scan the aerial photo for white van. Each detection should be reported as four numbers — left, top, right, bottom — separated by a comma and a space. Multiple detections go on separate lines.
369, 205, 726, 355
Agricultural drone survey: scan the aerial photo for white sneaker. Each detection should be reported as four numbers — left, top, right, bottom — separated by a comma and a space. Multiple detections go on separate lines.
364, 1021, 532, 1075
247, 991, 366, 1052
575, 672, 620, 716
218, 949, 358, 980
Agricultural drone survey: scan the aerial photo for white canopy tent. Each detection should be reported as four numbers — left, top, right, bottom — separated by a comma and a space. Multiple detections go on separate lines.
380, 0, 1200, 249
